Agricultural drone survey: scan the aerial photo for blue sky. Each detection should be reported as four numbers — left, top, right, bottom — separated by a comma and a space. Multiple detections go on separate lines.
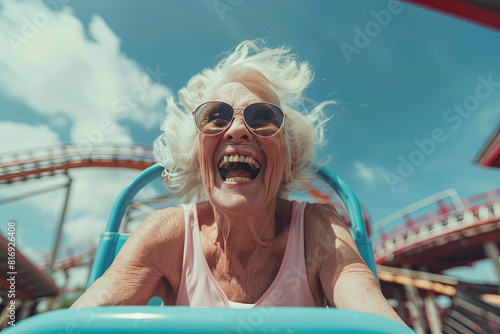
0, 0, 499, 288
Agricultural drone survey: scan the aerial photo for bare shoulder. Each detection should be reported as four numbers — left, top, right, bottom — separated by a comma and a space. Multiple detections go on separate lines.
132, 206, 185, 278
303, 202, 362, 273
135, 206, 185, 245
304, 202, 349, 245
71, 206, 185, 308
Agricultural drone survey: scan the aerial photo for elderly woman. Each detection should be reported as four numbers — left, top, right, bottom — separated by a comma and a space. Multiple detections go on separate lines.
72, 40, 405, 326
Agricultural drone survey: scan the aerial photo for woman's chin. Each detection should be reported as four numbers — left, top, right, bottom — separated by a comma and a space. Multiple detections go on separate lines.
210, 185, 265, 214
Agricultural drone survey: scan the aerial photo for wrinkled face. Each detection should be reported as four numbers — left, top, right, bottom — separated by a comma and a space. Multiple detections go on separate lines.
197, 82, 288, 215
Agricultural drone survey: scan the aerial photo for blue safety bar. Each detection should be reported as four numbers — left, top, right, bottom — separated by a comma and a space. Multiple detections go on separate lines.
5, 306, 413, 333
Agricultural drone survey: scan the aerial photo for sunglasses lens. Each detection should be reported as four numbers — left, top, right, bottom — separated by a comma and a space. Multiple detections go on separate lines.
195, 102, 234, 135
194, 102, 285, 137
244, 103, 284, 137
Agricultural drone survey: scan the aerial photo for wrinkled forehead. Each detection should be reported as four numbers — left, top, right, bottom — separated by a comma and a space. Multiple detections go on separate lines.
210, 82, 279, 107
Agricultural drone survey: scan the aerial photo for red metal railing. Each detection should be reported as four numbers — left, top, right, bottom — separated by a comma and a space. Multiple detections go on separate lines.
374, 188, 500, 246
0, 143, 155, 183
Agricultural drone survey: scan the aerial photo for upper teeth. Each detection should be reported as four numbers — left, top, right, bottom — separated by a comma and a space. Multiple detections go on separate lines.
218, 154, 261, 169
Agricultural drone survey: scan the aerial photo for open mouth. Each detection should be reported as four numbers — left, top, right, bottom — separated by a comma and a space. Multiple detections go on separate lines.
218, 154, 261, 183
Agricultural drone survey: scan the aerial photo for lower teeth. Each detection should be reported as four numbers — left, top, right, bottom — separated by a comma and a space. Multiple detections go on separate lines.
226, 177, 251, 182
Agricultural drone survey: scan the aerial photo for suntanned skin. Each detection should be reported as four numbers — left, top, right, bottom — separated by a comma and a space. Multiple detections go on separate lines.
71, 83, 406, 327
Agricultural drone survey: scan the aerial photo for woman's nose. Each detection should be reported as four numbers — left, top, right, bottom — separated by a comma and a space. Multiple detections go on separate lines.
223, 113, 253, 142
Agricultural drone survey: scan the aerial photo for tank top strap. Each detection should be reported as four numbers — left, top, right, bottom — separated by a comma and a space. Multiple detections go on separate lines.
175, 202, 228, 307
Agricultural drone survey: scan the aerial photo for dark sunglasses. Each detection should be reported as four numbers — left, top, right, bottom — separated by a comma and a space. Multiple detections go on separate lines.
192, 101, 286, 137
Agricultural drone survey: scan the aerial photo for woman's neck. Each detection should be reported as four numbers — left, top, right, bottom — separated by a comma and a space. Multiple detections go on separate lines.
201, 198, 291, 252
197, 199, 292, 275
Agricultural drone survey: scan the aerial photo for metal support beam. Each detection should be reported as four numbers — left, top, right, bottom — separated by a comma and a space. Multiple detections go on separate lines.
424, 292, 442, 334
47, 175, 72, 276
19, 300, 34, 321
0, 182, 67, 205
392, 285, 408, 324
404, 284, 426, 334
0, 299, 19, 329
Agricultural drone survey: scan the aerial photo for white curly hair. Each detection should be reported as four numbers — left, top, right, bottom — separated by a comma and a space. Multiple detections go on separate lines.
153, 39, 334, 202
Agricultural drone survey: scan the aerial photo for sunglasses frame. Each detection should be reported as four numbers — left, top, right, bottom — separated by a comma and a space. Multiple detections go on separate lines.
192, 101, 287, 138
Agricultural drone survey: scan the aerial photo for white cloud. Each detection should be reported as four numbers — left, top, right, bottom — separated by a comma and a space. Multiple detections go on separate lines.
0, 0, 172, 143
0, 121, 61, 153
62, 168, 161, 240
63, 214, 105, 245
353, 160, 375, 184
0, 122, 72, 221
70, 119, 134, 144
0, 121, 66, 216
49, 113, 69, 128
68, 168, 145, 216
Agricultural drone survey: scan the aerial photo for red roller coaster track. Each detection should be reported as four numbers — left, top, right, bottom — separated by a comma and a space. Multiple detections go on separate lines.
0, 143, 155, 184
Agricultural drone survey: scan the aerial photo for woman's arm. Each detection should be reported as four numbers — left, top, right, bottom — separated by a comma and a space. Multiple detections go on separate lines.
70, 207, 184, 308
305, 203, 406, 326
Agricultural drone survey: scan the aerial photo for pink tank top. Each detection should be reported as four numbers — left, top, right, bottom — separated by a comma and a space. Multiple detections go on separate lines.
175, 201, 317, 308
